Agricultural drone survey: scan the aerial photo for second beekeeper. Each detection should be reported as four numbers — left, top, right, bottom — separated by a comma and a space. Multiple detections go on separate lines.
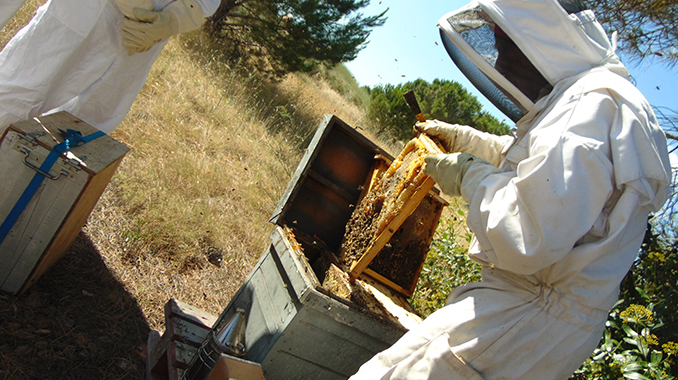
0, 0, 220, 134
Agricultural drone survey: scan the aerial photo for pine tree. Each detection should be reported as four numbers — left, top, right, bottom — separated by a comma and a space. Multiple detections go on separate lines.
367, 79, 510, 141
586, 0, 677, 66
205, 0, 386, 76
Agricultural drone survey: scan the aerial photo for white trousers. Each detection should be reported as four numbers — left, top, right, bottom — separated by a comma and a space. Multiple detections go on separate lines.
350, 269, 604, 380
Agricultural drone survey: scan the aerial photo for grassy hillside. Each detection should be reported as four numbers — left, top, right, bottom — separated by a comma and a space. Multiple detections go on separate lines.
91, 30, 391, 329
5, 4, 675, 379
0, 3, 400, 378
0, 1, 481, 377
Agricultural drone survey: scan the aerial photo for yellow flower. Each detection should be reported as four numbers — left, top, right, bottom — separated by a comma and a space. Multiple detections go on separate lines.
664, 341, 678, 356
641, 334, 659, 346
649, 370, 669, 380
620, 304, 655, 324
647, 251, 667, 263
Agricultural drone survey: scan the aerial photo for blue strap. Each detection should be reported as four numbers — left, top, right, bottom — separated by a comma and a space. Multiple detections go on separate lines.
0, 129, 106, 245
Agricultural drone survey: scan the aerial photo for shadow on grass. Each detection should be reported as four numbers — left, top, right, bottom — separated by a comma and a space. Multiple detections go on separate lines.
0, 232, 149, 380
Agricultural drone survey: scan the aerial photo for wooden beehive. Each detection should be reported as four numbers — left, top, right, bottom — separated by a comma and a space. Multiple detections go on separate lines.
0, 112, 129, 294
205, 115, 447, 379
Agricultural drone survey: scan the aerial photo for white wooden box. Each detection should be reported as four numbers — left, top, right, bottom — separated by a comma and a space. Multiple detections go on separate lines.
0, 112, 129, 294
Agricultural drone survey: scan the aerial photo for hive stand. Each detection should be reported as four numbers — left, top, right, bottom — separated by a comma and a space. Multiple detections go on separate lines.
147, 299, 217, 380
146, 299, 265, 380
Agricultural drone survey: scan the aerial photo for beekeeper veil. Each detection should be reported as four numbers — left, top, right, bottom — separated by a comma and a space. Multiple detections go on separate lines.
438, 0, 619, 122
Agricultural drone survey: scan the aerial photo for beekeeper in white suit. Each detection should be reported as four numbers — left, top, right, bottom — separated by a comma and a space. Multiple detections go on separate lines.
0, 0, 220, 134
350, 0, 671, 379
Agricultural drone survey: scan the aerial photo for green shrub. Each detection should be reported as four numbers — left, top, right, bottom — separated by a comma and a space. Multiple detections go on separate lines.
573, 302, 676, 379
366, 79, 510, 142
412, 208, 481, 317
574, 225, 678, 379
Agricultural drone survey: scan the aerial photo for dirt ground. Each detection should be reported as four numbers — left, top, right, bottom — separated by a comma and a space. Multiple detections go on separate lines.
0, 233, 148, 380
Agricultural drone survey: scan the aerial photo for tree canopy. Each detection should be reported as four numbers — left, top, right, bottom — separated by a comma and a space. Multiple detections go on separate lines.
205, 0, 386, 76
585, 0, 678, 66
367, 79, 511, 141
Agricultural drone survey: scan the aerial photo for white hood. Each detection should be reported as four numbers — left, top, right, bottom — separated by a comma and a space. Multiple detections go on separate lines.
482, 0, 627, 85
439, 0, 629, 114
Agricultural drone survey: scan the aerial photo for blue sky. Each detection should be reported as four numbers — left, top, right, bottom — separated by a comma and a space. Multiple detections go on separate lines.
345, 0, 678, 124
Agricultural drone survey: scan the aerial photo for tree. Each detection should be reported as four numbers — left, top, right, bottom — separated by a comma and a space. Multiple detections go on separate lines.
205, 0, 386, 76
367, 79, 510, 141
584, 0, 678, 66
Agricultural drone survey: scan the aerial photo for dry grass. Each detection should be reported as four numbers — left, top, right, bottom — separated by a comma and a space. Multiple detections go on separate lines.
0, 1, 39, 46
96, 31, 386, 328
0, 4, 390, 378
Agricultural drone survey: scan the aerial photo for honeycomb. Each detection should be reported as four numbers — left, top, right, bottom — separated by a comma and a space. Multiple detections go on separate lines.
338, 133, 444, 293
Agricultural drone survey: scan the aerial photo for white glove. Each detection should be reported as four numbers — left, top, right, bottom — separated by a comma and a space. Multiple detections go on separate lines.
114, 0, 154, 20
424, 153, 501, 201
121, 0, 203, 55
416, 120, 513, 167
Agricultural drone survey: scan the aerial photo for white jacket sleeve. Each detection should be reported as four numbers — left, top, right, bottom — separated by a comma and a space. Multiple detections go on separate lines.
455, 129, 514, 167
466, 90, 621, 275
417, 120, 514, 167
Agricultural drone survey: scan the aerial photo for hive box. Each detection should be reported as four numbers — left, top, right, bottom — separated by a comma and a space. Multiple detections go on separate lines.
204, 115, 446, 379
0, 112, 129, 294
205, 354, 265, 380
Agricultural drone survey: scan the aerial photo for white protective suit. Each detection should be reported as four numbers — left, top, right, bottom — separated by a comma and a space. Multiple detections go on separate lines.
350, 0, 671, 379
0, 0, 220, 134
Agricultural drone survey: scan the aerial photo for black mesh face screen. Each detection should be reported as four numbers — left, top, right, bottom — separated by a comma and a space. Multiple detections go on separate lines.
439, 28, 524, 123
451, 13, 499, 67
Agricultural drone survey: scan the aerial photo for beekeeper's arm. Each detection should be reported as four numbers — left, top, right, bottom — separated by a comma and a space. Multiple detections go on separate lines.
427, 90, 664, 275
417, 120, 514, 167
119, 0, 220, 55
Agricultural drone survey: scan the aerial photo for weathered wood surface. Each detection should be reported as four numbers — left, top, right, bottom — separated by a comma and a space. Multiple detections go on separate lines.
9, 112, 129, 174
169, 340, 195, 369
166, 298, 218, 331
167, 316, 212, 347
206, 355, 265, 380
0, 131, 89, 293
0, 112, 129, 294
146, 299, 219, 380
212, 229, 414, 380
146, 330, 168, 380
24, 154, 125, 291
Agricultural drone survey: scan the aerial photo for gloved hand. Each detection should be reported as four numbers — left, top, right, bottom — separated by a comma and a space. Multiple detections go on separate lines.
424, 153, 501, 201
415, 120, 469, 152
416, 119, 513, 167
114, 0, 154, 20
121, 0, 203, 55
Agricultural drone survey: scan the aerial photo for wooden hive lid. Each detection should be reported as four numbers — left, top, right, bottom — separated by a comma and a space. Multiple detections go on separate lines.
6, 111, 129, 175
